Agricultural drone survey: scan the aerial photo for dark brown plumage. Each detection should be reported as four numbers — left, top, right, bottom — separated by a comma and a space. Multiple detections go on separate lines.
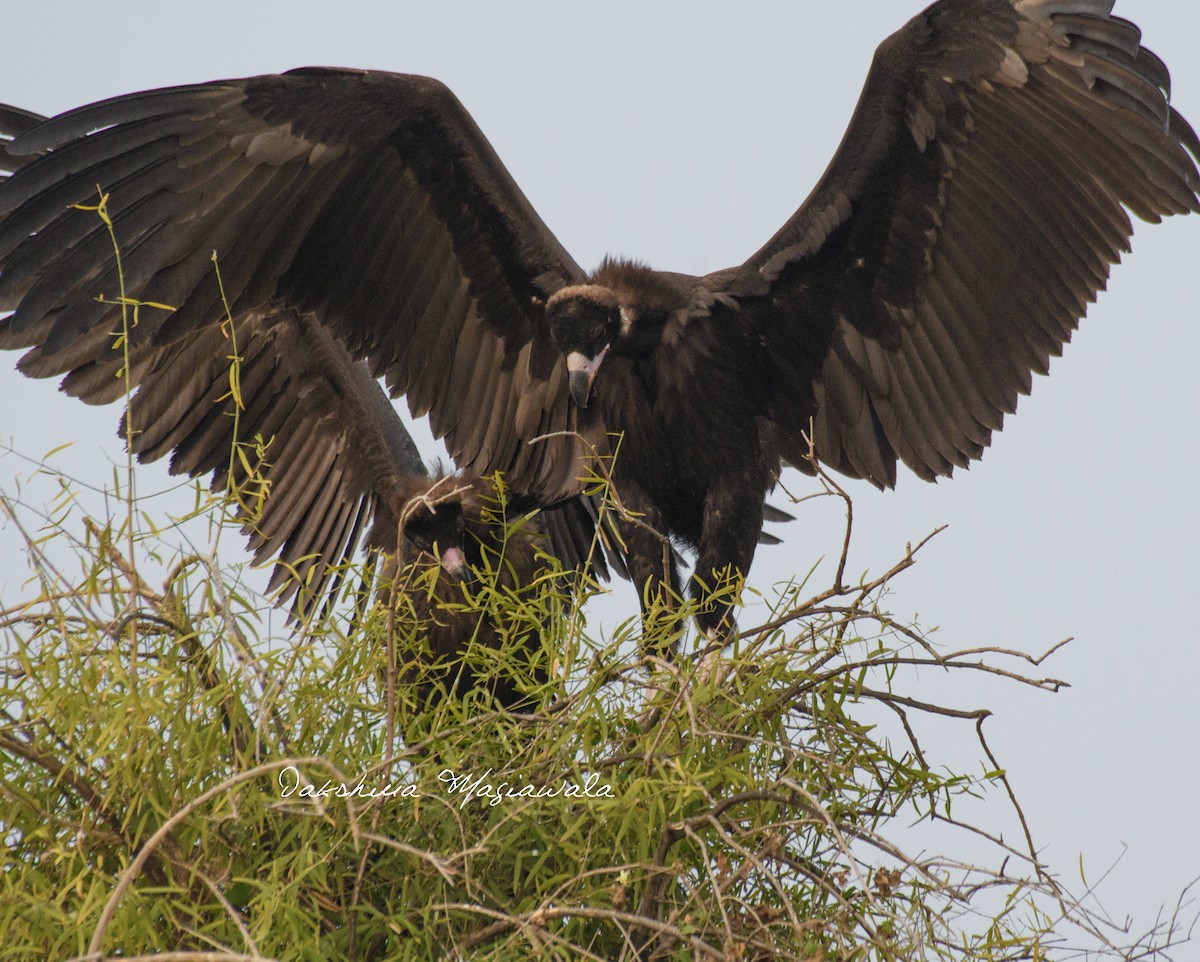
366, 472, 553, 713
1, 0, 1197, 645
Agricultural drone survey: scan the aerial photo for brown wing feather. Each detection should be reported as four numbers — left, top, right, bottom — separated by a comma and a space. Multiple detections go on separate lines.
740, 0, 1200, 486
0, 106, 45, 176
133, 307, 430, 617
0, 68, 599, 504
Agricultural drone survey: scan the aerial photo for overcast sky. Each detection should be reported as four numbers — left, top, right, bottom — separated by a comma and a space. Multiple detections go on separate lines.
2, 0, 1198, 944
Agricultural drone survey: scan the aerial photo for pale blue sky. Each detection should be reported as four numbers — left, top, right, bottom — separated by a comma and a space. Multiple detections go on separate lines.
3, 0, 1198, 943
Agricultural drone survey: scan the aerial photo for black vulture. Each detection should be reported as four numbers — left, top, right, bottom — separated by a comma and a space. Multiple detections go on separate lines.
365, 470, 560, 714
1, 0, 1197, 645
2, 110, 597, 697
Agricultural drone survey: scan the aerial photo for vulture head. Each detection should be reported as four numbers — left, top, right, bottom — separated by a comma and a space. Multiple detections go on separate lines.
397, 496, 472, 583
367, 475, 483, 585
545, 284, 622, 408
547, 261, 690, 408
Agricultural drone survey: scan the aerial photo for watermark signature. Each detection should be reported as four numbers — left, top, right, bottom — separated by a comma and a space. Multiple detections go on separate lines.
438, 768, 614, 808
277, 766, 419, 802
277, 766, 614, 808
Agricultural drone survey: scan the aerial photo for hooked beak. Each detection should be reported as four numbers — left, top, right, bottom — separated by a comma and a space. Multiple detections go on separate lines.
566, 346, 610, 408
438, 545, 473, 585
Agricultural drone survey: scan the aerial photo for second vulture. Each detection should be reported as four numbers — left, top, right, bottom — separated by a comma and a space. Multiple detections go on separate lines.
1, 0, 1198, 642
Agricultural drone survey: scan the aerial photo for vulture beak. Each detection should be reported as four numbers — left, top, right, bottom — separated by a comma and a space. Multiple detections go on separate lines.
438, 545, 473, 585
566, 345, 610, 408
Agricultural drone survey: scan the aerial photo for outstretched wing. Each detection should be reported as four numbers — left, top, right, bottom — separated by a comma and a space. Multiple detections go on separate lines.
737, 0, 1200, 486
0, 67, 601, 504
1, 106, 386, 615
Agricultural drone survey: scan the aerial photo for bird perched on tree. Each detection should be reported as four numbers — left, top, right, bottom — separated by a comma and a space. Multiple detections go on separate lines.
1, 0, 1197, 646
0, 125, 596, 686
365, 470, 561, 714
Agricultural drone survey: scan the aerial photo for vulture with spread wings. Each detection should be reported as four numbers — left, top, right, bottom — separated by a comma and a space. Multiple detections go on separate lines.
1, 0, 1198, 641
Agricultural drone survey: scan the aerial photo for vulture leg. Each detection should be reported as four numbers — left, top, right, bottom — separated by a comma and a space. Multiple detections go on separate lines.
618, 485, 683, 656
692, 484, 765, 643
